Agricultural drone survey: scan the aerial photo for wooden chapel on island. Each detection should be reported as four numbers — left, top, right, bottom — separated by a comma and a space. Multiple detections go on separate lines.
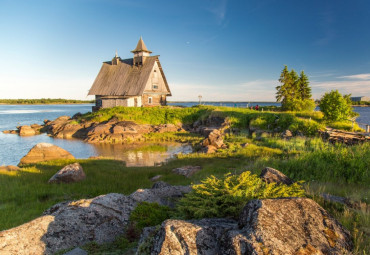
88, 37, 171, 111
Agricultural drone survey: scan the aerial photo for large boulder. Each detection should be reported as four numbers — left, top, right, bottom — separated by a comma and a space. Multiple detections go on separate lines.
0, 185, 191, 255
238, 198, 353, 254
260, 167, 294, 185
0, 193, 135, 255
48, 163, 86, 184
141, 198, 353, 255
19, 143, 75, 165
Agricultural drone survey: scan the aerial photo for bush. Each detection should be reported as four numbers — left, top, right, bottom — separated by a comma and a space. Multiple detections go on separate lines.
283, 99, 316, 112
129, 202, 173, 231
177, 171, 305, 219
319, 90, 358, 121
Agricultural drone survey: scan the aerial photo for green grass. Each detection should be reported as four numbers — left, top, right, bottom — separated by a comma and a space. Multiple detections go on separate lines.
1, 105, 369, 253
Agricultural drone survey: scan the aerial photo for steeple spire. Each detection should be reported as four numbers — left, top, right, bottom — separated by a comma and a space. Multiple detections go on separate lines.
131, 36, 152, 54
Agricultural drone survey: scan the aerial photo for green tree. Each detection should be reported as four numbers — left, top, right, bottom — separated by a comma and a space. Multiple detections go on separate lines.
297, 71, 311, 100
276, 66, 314, 111
319, 90, 357, 121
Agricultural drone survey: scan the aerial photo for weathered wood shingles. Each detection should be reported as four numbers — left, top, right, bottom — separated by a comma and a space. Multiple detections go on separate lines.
89, 56, 158, 96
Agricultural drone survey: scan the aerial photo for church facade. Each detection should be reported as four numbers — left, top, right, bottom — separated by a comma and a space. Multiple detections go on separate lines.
88, 37, 171, 111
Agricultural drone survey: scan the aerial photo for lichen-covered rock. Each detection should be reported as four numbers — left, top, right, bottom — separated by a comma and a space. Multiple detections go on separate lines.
0, 193, 136, 255
260, 167, 294, 185
238, 198, 353, 254
48, 163, 86, 184
149, 219, 238, 255
141, 198, 353, 255
172, 165, 201, 178
0, 184, 192, 255
19, 143, 75, 165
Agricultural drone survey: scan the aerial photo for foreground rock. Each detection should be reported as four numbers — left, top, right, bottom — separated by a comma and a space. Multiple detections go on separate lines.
0, 185, 191, 255
260, 166, 294, 185
19, 143, 75, 165
48, 163, 86, 184
140, 197, 353, 254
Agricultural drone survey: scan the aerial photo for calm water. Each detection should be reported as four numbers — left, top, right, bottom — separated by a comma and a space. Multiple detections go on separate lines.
0, 104, 369, 166
0, 104, 191, 166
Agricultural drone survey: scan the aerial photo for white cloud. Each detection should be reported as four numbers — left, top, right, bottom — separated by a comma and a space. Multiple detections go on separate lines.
311, 80, 370, 99
338, 74, 370, 80
170, 79, 278, 101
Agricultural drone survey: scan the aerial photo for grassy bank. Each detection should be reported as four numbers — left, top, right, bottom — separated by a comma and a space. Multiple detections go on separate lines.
78, 105, 364, 133
0, 98, 94, 104
1, 106, 369, 253
1, 135, 369, 252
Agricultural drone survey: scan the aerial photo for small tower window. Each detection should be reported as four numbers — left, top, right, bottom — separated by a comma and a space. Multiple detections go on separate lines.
152, 84, 158, 90
148, 97, 152, 104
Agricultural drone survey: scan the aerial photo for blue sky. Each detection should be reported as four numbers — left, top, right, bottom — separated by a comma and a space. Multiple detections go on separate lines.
0, 0, 369, 101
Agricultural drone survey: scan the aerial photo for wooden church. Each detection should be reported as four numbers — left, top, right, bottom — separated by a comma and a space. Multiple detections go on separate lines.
88, 37, 171, 111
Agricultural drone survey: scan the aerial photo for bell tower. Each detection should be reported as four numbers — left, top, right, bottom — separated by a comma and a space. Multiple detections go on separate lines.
131, 36, 152, 66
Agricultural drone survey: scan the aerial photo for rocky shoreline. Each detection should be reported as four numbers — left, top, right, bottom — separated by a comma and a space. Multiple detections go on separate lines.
0, 167, 354, 254
3, 114, 230, 153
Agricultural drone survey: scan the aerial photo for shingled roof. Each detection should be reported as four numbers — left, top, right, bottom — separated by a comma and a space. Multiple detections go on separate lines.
88, 56, 171, 96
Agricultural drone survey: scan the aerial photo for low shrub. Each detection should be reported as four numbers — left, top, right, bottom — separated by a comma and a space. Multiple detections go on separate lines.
177, 171, 305, 219
129, 202, 173, 231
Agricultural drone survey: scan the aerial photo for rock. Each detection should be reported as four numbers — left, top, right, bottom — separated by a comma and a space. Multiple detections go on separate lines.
72, 112, 83, 119
238, 198, 353, 254
260, 167, 294, 185
281, 129, 293, 138
2, 129, 18, 134
48, 163, 86, 184
172, 165, 202, 178
0, 193, 136, 255
63, 247, 88, 255
143, 198, 353, 255
0, 184, 191, 254
18, 125, 36, 136
208, 129, 224, 148
150, 175, 162, 182
148, 219, 238, 255
19, 143, 75, 165
0, 165, 20, 171
151, 181, 171, 189
203, 145, 217, 153
154, 124, 180, 133
129, 185, 191, 208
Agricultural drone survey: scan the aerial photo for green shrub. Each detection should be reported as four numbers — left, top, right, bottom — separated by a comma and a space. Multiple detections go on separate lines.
288, 118, 324, 136
177, 171, 305, 219
129, 202, 173, 231
319, 90, 358, 121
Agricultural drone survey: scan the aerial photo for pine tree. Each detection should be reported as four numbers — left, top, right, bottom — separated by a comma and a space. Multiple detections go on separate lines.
276, 66, 293, 105
276, 66, 314, 111
297, 71, 311, 100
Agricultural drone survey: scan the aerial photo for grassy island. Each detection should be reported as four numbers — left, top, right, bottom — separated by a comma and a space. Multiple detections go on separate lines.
0, 105, 369, 253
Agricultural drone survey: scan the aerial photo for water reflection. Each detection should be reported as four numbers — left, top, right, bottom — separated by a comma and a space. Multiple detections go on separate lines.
92, 143, 192, 167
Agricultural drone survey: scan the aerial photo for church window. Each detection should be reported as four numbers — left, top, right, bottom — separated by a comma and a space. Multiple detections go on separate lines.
148, 97, 152, 104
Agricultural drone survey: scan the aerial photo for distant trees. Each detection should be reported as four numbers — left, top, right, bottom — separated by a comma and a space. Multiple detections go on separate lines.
319, 90, 357, 121
276, 66, 314, 111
